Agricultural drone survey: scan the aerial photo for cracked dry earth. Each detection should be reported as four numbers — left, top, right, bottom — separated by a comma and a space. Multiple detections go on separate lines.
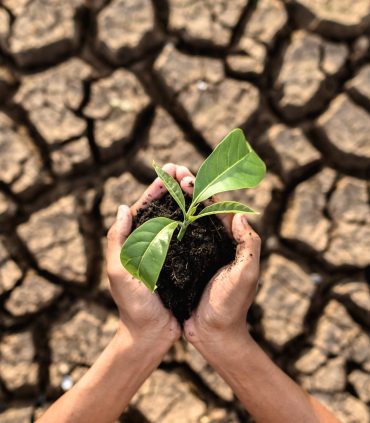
0, 0, 370, 422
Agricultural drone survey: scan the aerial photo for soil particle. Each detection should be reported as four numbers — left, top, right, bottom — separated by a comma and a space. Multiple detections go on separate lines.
133, 193, 236, 323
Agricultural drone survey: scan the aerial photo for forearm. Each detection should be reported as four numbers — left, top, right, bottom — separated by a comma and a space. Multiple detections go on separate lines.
197, 329, 339, 423
38, 324, 171, 423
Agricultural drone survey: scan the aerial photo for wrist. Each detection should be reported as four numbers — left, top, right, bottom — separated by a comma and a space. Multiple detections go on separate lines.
116, 318, 179, 357
62, 317, 174, 423
186, 320, 254, 365
201, 331, 258, 384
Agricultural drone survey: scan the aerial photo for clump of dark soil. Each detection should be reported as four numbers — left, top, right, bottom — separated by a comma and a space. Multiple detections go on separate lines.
133, 193, 236, 323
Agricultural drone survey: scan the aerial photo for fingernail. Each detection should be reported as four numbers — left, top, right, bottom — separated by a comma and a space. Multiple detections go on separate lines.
182, 176, 194, 187
117, 205, 129, 220
241, 214, 249, 226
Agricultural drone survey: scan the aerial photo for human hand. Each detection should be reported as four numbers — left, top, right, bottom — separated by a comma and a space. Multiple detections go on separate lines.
106, 164, 193, 347
179, 172, 261, 352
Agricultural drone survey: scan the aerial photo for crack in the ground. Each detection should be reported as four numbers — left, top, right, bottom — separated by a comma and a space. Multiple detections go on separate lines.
1, 1, 370, 421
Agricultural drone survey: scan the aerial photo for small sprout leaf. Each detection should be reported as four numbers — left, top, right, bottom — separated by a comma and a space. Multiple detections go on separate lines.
153, 162, 186, 216
192, 128, 266, 205
120, 217, 179, 291
192, 201, 257, 220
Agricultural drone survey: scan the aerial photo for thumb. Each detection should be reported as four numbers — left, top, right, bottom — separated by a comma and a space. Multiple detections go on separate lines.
210, 214, 261, 310
198, 214, 261, 327
231, 214, 261, 278
106, 205, 132, 276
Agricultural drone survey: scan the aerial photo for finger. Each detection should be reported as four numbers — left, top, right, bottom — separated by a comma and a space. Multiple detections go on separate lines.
231, 214, 261, 277
180, 175, 195, 196
131, 163, 177, 215
176, 165, 194, 182
106, 205, 132, 277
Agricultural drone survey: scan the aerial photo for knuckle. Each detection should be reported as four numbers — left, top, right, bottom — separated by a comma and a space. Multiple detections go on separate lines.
162, 163, 175, 172
241, 267, 260, 291
129, 301, 145, 319
170, 325, 182, 342
184, 321, 200, 343
107, 264, 123, 281
250, 231, 261, 244
218, 313, 236, 329
177, 164, 190, 172
107, 224, 118, 242
201, 309, 227, 331
245, 268, 259, 284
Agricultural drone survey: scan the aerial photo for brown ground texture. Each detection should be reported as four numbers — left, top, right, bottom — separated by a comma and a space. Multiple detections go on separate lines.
0, 0, 370, 422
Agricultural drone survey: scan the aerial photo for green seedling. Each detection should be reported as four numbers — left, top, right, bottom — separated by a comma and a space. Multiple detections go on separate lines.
120, 128, 266, 291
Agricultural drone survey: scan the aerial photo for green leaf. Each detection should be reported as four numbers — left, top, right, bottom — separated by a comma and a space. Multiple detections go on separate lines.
192, 129, 266, 205
153, 162, 186, 216
120, 217, 179, 291
192, 201, 257, 220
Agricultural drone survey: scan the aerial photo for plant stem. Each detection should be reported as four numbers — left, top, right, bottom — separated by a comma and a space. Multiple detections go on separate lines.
177, 220, 190, 241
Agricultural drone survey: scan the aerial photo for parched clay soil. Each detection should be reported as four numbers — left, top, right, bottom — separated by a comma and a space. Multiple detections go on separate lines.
1, 0, 370, 421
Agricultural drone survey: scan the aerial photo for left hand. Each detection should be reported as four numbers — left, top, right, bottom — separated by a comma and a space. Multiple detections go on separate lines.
106, 164, 193, 346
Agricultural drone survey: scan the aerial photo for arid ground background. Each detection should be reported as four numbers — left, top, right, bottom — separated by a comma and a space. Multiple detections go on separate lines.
0, 0, 370, 422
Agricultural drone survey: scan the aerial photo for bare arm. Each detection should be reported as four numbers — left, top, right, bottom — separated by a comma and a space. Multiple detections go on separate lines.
179, 175, 340, 423
194, 328, 339, 423
37, 324, 173, 423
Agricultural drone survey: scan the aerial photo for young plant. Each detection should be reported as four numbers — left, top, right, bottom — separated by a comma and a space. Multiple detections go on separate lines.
120, 128, 266, 291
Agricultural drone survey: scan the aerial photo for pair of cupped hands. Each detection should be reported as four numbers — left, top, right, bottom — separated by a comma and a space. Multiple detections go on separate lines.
107, 164, 261, 354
